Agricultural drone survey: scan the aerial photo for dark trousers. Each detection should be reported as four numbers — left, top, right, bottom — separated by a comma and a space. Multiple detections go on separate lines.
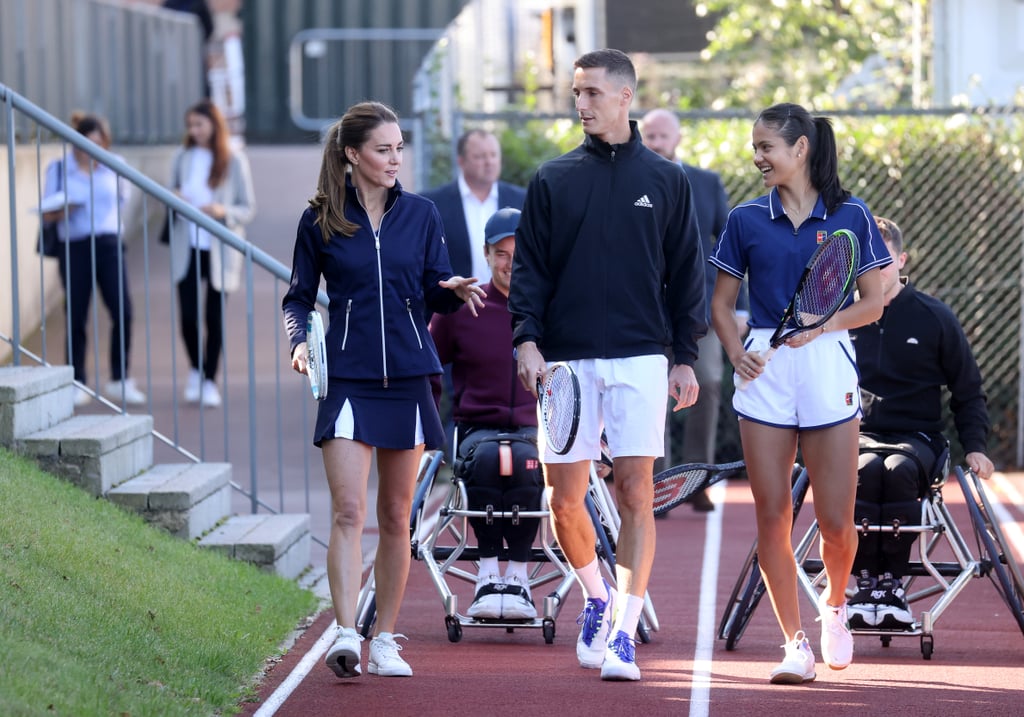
176, 248, 224, 379
852, 433, 939, 579
57, 235, 132, 383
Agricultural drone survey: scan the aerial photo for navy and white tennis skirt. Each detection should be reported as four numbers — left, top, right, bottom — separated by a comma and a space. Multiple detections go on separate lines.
313, 375, 445, 451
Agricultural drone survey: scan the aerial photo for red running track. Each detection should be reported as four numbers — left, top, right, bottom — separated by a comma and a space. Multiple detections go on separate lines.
239, 471, 1024, 717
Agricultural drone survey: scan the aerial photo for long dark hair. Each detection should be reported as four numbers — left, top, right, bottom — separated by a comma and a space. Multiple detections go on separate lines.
183, 99, 232, 188
310, 101, 400, 241
755, 103, 851, 213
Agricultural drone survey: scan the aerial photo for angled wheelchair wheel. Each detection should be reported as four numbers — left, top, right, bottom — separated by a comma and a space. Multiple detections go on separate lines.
356, 584, 377, 639
719, 540, 767, 651
586, 490, 652, 644
956, 467, 1024, 635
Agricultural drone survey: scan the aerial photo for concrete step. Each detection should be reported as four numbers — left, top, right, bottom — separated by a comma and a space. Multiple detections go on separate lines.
0, 365, 75, 445
16, 413, 154, 496
107, 462, 232, 539
199, 513, 311, 580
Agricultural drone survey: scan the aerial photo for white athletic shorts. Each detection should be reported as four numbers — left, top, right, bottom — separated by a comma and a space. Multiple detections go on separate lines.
541, 354, 668, 464
732, 328, 861, 430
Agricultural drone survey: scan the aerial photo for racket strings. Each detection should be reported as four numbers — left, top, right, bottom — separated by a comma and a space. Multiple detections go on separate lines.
794, 239, 856, 325
653, 467, 711, 508
543, 371, 576, 448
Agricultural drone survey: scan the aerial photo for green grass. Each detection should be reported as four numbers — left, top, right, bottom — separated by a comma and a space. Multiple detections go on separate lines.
0, 448, 321, 717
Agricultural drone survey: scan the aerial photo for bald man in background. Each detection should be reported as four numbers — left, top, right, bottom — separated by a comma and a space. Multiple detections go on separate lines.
641, 108, 748, 512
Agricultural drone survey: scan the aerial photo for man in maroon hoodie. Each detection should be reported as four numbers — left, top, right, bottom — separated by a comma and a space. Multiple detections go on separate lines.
429, 207, 542, 621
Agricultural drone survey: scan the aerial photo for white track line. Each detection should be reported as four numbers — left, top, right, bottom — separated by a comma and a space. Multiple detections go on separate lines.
253, 618, 338, 717
689, 480, 726, 717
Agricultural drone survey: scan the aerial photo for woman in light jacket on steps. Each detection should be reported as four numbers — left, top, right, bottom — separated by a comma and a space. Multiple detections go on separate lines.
167, 99, 256, 407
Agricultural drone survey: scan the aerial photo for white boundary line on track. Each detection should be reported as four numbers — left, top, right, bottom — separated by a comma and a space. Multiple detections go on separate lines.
689, 480, 727, 717
253, 618, 338, 717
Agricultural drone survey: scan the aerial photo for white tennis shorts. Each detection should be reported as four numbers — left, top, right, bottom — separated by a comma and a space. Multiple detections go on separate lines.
541, 354, 668, 464
732, 328, 861, 430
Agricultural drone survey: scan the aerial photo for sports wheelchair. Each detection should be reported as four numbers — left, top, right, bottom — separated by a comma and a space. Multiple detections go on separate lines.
718, 441, 1024, 659
356, 434, 659, 645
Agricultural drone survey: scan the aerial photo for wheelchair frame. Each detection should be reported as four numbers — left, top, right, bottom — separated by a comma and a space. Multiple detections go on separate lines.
356, 448, 659, 645
717, 452, 1024, 660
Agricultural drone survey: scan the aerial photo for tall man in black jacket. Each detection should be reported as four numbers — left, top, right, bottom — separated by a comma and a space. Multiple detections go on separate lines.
509, 49, 706, 682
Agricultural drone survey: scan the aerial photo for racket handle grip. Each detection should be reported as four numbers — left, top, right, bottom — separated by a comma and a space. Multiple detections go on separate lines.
735, 347, 777, 391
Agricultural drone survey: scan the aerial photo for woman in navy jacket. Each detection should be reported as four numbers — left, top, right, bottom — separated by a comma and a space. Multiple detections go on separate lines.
282, 102, 483, 680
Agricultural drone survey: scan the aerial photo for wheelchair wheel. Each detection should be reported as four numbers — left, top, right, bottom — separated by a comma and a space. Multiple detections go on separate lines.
956, 467, 1024, 635
586, 491, 653, 644
721, 541, 767, 651
355, 572, 377, 638
543, 618, 556, 644
445, 615, 463, 643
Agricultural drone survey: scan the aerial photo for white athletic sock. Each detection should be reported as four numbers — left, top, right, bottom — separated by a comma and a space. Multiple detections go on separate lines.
504, 560, 529, 586
574, 558, 608, 601
612, 593, 645, 638
477, 556, 500, 581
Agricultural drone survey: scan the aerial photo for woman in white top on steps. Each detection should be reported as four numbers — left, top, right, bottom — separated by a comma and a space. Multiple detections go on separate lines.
167, 99, 255, 407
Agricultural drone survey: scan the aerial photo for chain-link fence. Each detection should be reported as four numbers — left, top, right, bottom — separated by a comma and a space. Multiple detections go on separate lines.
431, 106, 1024, 469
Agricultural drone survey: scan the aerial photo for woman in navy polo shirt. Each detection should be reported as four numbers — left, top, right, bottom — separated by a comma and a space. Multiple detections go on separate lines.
709, 103, 891, 685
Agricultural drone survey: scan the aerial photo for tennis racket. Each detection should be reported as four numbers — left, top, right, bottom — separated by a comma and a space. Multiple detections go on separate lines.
652, 460, 746, 515
306, 309, 328, 400
537, 362, 581, 455
737, 228, 860, 390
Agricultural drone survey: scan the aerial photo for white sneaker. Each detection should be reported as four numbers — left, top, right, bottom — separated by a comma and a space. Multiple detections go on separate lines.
601, 630, 641, 681
104, 378, 146, 406
183, 369, 201, 403
368, 632, 412, 676
769, 630, 817, 684
501, 574, 537, 620
466, 575, 504, 620
199, 379, 221, 407
576, 580, 616, 669
324, 625, 362, 678
817, 593, 854, 670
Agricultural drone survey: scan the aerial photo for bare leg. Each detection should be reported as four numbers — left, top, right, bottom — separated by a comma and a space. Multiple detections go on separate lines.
609, 456, 656, 599
545, 461, 597, 568
322, 438, 373, 627
801, 420, 860, 606
371, 445, 424, 635
739, 420, 803, 641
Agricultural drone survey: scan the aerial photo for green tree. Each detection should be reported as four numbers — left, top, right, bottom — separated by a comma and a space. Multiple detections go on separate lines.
696, 0, 929, 110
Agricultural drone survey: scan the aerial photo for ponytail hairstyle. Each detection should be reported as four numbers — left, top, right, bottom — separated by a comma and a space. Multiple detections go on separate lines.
183, 98, 232, 188
755, 103, 851, 213
309, 101, 400, 242
69, 111, 112, 149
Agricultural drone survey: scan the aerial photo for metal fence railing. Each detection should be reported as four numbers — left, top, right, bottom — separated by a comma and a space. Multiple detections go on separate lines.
1, 84, 331, 557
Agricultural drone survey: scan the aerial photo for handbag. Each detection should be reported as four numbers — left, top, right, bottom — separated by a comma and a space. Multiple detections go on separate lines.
37, 160, 62, 257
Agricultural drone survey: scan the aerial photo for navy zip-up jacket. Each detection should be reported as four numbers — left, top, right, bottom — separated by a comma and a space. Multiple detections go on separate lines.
509, 122, 707, 365
850, 279, 989, 454
282, 178, 463, 383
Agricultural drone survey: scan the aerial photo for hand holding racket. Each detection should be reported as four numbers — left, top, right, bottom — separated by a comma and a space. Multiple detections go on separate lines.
537, 362, 581, 455
305, 309, 328, 400
737, 228, 859, 390
652, 460, 746, 515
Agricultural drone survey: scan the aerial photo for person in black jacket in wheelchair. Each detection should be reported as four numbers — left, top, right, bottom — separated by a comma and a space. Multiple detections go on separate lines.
848, 216, 994, 630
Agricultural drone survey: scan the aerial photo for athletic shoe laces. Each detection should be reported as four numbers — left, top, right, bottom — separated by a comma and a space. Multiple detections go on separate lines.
608, 631, 636, 663
576, 598, 607, 646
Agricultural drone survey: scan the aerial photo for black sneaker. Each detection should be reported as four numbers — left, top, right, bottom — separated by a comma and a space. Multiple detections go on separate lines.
847, 571, 877, 629
874, 574, 913, 629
